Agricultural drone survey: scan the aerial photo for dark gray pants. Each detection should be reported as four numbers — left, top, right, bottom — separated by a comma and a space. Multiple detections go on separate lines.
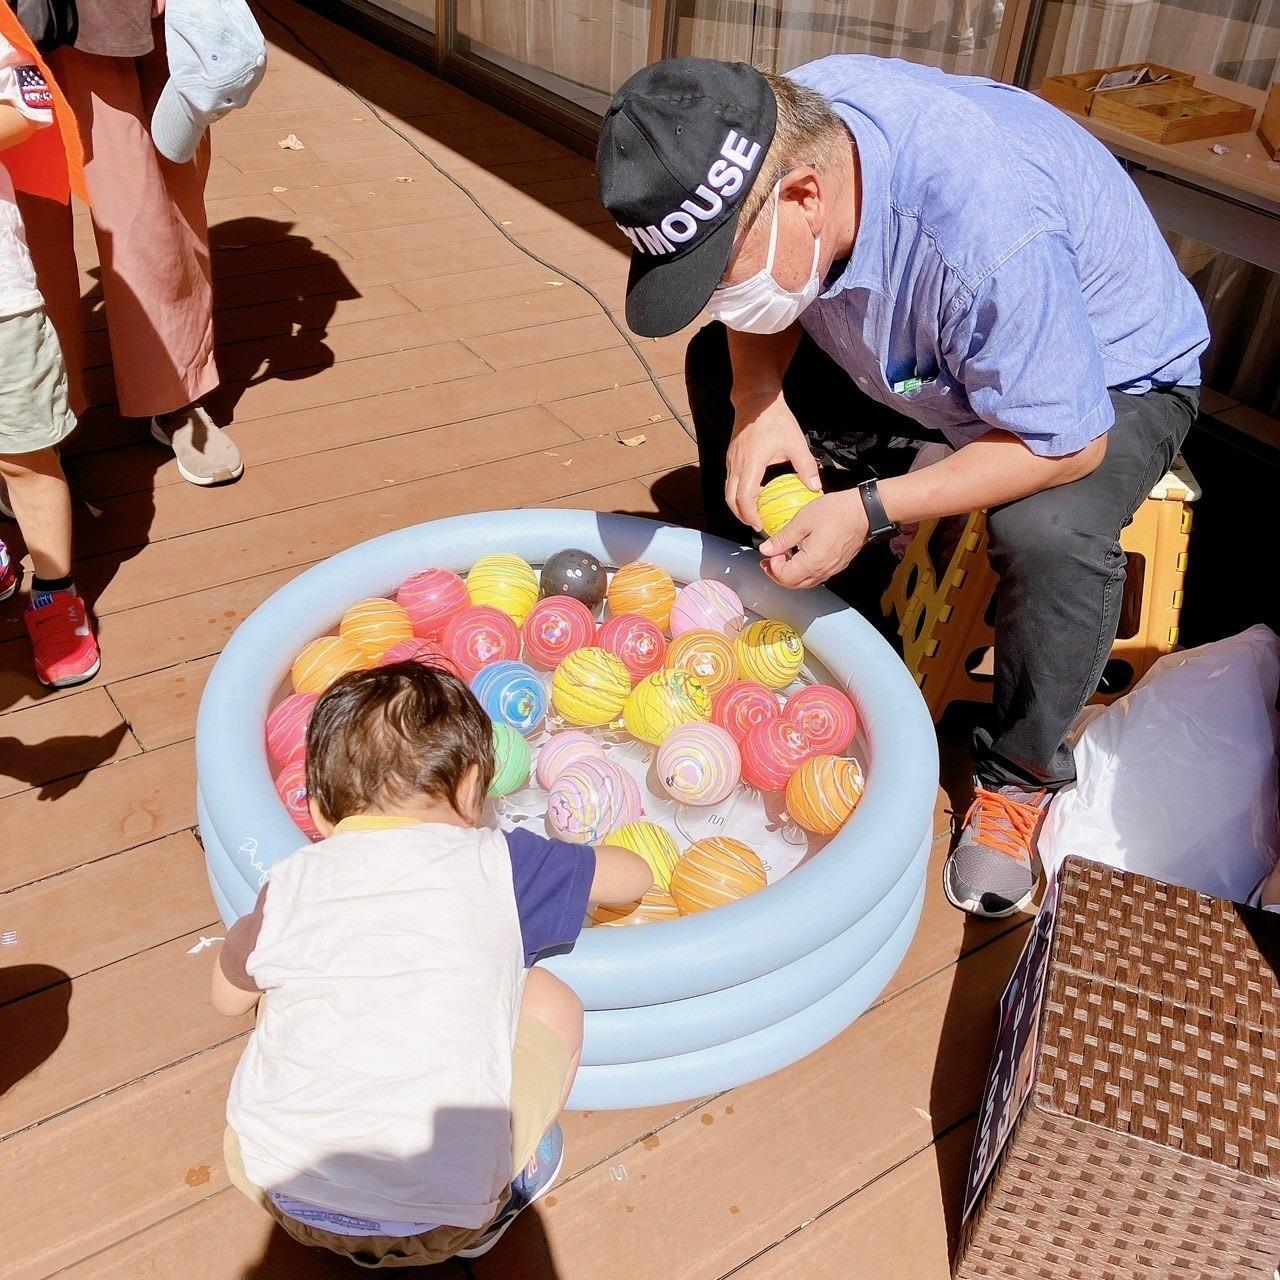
684, 323, 1198, 790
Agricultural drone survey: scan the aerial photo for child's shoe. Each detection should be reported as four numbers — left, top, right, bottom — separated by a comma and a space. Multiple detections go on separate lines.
456, 1123, 565, 1259
25, 590, 100, 687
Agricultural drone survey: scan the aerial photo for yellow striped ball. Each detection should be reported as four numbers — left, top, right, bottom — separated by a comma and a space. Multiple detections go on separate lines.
339, 598, 414, 660
467, 553, 540, 625
593, 886, 682, 927
670, 837, 767, 914
736, 619, 805, 690
666, 629, 738, 696
607, 561, 676, 630
622, 668, 712, 745
291, 635, 371, 694
608, 820, 682, 891
757, 473, 821, 537
551, 646, 632, 727
786, 754, 866, 835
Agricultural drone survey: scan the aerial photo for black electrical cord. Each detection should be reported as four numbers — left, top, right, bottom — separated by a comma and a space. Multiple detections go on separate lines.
254, 1, 692, 433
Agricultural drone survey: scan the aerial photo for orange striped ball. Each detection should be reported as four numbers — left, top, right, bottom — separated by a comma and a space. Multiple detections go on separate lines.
291, 635, 370, 694
593, 886, 683, 927
666, 629, 738, 696
607, 562, 676, 630
669, 837, 767, 914
786, 754, 866, 835
339, 598, 414, 660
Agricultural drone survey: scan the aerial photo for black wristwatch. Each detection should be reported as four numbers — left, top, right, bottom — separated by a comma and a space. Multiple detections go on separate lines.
857, 478, 899, 542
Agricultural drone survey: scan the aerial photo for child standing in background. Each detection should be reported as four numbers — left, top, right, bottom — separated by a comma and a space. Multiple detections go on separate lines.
213, 663, 653, 1265
0, 28, 98, 687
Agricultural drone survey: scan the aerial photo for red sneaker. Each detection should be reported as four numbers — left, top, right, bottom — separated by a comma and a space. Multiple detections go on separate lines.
25, 592, 101, 687
0, 540, 15, 602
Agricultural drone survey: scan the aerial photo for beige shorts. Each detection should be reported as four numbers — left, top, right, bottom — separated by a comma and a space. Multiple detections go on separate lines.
0, 307, 76, 456
224, 1012, 573, 1269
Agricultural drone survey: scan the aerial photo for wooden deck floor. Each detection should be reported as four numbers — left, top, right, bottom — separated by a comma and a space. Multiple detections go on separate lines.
0, 5, 1035, 1276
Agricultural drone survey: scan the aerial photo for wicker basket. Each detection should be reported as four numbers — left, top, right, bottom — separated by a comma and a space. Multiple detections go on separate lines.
955, 856, 1280, 1279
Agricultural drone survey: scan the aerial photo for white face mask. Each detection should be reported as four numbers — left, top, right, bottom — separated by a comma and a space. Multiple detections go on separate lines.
706, 182, 822, 334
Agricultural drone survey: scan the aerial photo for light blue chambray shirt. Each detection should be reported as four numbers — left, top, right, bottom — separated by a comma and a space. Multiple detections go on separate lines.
786, 57, 1210, 457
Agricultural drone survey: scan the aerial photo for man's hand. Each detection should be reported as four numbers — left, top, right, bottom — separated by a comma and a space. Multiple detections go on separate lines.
725, 390, 821, 531
758, 489, 870, 588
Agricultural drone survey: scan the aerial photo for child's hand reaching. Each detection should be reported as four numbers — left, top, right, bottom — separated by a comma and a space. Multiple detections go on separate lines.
589, 846, 654, 905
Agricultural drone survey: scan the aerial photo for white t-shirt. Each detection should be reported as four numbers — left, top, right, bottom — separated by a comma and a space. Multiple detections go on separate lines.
0, 37, 52, 320
226, 822, 528, 1230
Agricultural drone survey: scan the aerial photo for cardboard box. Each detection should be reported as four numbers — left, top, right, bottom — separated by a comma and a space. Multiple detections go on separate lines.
1041, 64, 1256, 144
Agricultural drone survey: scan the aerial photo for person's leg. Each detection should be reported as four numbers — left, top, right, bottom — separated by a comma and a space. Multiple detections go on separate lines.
0, 447, 72, 582
945, 385, 1198, 917
50, 39, 219, 420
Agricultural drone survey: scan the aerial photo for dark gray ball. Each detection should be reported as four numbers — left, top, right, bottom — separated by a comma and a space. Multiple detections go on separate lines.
540, 548, 607, 608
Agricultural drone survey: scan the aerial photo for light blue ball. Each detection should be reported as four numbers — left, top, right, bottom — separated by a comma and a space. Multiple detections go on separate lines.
472, 660, 548, 736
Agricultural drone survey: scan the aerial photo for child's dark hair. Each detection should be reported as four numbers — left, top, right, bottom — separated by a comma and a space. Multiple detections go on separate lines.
305, 662, 495, 824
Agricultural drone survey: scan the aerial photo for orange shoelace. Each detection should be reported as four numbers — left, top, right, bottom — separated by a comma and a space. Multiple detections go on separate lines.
962, 788, 1046, 864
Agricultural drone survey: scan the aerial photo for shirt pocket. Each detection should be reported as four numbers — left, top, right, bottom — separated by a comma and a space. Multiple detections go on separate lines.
889, 367, 975, 432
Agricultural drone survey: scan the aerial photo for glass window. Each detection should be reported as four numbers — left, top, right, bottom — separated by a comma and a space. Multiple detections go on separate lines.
362, 0, 434, 34
454, 0, 653, 116
1023, 0, 1280, 92
670, 0, 1013, 78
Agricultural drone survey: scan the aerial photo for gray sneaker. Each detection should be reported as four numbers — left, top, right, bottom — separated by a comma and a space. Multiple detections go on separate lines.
943, 782, 1050, 918
150, 405, 244, 486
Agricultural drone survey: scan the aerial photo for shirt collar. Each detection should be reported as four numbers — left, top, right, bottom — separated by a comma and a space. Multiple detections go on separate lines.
333, 815, 422, 835
822, 102, 890, 298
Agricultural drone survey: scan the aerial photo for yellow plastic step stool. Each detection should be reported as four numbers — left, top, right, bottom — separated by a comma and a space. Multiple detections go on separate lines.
881, 458, 1199, 722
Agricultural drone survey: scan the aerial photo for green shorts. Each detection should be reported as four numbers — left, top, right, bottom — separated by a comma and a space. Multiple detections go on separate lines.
0, 307, 76, 456
225, 1012, 574, 1268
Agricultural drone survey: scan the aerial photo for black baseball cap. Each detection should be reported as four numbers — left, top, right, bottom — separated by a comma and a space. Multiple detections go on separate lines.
597, 59, 777, 339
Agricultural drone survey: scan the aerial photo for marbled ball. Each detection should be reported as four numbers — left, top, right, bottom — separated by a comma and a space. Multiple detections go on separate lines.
339, 598, 414, 660
472, 660, 548, 736
540, 548, 607, 609
783, 684, 858, 756
606, 561, 676, 630
655, 722, 741, 807
712, 681, 780, 743
522, 596, 596, 669
622, 668, 713, 745
546, 757, 641, 844
441, 605, 522, 681
669, 579, 746, 638
756, 472, 821, 537
597, 613, 667, 680
666, 629, 738, 696
551, 646, 632, 728
535, 731, 605, 790
467, 554, 540, 625
266, 691, 317, 771
274, 758, 320, 842
378, 636, 462, 677
607, 820, 682, 890
396, 568, 468, 640
736, 619, 805, 690
669, 837, 767, 914
741, 718, 816, 791
592, 886, 682, 927
786, 754, 866, 835
490, 723, 532, 797
291, 634, 370, 694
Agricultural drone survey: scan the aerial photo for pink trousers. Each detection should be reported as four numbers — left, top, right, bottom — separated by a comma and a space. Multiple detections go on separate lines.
22, 24, 219, 419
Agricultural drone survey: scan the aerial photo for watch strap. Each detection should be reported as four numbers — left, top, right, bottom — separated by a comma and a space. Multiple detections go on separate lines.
857, 478, 898, 541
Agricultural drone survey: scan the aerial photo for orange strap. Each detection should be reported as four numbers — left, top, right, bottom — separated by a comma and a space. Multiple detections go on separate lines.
0, 11, 89, 206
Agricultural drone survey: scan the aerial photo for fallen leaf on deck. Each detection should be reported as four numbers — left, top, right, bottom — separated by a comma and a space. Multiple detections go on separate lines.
271, 185, 288, 193
395, 176, 414, 183
647, 413, 663, 422
562, 459, 573, 467
277, 133, 305, 150
618, 433, 647, 447
546, 280, 565, 287
913, 1106, 931, 1121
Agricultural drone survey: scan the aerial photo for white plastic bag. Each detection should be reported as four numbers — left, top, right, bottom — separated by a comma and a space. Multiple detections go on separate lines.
1039, 625, 1280, 900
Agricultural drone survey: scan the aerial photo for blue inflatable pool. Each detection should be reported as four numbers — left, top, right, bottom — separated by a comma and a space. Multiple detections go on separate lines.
195, 511, 938, 1109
